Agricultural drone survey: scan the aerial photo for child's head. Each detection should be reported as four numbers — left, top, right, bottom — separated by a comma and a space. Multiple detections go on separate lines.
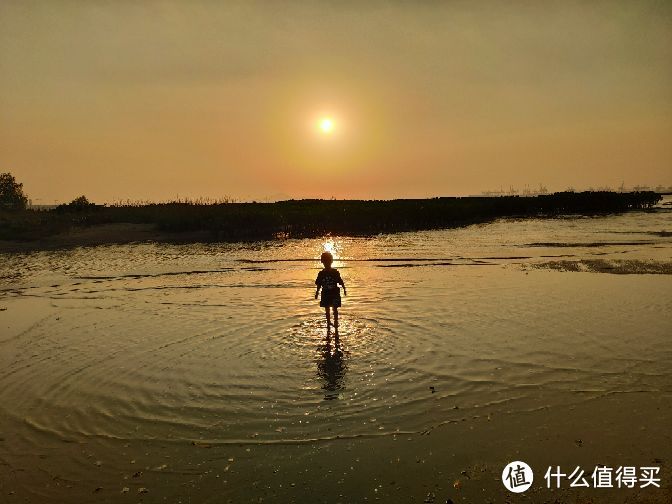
320, 251, 333, 267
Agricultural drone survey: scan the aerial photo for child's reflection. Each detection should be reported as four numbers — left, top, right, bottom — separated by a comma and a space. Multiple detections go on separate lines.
316, 331, 347, 400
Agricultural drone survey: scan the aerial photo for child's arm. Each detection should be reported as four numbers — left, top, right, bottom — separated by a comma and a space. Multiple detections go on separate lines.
338, 273, 347, 296
315, 273, 321, 299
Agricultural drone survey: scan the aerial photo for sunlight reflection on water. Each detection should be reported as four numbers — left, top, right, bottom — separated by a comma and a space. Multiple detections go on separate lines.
0, 203, 671, 447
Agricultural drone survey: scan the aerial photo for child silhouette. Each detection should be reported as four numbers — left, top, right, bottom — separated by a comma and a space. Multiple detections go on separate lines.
315, 252, 347, 332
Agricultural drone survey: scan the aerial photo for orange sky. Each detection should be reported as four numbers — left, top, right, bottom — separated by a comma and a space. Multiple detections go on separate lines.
1, 1, 671, 203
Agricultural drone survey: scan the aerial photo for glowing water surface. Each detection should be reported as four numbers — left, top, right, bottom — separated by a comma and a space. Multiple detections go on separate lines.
1, 201, 670, 450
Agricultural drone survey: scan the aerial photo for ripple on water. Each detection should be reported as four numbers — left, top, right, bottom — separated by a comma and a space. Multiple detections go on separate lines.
2, 209, 671, 448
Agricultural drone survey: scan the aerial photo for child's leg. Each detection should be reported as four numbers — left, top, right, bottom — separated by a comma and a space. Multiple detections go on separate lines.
325, 307, 331, 327
333, 307, 339, 328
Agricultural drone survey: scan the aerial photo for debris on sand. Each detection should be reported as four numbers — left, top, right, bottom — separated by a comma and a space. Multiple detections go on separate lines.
530, 259, 672, 275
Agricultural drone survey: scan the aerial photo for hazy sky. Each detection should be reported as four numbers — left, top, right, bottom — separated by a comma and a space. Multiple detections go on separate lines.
1, 1, 671, 203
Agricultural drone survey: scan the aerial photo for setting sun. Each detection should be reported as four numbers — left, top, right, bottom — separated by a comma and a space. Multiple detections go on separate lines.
318, 117, 335, 135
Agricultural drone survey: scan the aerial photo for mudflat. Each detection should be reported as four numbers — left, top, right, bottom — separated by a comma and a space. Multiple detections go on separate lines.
1, 202, 670, 503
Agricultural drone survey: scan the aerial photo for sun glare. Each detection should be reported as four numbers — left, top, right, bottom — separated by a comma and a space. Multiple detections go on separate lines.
318, 117, 335, 135
323, 239, 338, 258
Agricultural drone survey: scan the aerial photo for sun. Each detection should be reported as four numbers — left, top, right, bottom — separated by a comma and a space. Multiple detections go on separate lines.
318, 117, 335, 135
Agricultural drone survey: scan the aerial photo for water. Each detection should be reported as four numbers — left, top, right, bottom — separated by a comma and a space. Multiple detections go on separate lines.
1, 200, 671, 455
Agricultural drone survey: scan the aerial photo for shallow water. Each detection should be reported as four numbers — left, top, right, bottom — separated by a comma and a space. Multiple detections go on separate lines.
1, 199, 671, 457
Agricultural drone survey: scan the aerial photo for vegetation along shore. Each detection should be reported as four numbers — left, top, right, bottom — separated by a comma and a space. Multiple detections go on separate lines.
0, 185, 662, 252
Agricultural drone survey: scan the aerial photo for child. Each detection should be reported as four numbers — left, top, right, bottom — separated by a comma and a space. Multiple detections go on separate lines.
315, 252, 347, 331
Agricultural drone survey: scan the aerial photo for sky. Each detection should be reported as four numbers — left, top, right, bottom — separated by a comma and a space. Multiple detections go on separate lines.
1, 1, 671, 203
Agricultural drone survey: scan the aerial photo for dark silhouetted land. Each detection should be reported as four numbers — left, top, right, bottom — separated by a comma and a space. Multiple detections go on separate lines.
0, 191, 662, 251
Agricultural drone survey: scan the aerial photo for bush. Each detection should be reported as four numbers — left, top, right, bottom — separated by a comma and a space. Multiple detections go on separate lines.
56, 195, 97, 212
0, 172, 28, 210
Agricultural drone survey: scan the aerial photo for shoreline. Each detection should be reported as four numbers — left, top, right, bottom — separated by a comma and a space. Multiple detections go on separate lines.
2, 387, 669, 503
0, 223, 214, 253
0, 192, 663, 253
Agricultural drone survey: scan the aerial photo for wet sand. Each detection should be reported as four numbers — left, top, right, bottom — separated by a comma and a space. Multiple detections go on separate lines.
1, 378, 669, 503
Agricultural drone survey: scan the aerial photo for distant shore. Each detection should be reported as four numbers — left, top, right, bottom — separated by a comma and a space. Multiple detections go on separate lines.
0, 223, 214, 253
0, 191, 662, 252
